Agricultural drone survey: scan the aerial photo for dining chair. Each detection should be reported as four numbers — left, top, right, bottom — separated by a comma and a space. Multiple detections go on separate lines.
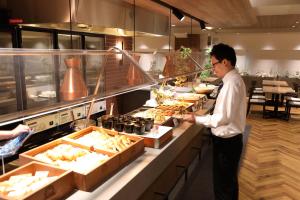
250, 80, 264, 94
285, 97, 300, 120
247, 87, 266, 117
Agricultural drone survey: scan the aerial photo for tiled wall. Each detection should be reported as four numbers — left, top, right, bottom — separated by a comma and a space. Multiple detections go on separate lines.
104, 35, 132, 114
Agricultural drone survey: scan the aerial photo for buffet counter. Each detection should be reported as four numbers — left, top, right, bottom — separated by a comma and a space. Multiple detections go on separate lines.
66, 100, 214, 200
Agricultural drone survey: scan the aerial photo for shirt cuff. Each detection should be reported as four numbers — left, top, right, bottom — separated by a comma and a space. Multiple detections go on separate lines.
195, 115, 209, 125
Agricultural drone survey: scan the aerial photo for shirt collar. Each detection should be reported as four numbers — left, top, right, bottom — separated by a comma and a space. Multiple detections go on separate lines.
222, 69, 237, 83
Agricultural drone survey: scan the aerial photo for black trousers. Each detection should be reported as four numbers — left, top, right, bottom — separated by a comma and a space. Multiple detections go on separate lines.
212, 134, 243, 200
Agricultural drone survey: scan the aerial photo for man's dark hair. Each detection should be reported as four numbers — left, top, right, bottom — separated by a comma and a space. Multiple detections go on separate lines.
210, 43, 236, 67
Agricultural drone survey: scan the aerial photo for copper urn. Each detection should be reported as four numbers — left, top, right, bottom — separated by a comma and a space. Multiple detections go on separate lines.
162, 55, 175, 77
60, 57, 88, 101
127, 55, 144, 86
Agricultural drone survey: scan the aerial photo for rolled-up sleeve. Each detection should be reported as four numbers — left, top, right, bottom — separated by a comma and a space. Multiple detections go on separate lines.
195, 82, 240, 129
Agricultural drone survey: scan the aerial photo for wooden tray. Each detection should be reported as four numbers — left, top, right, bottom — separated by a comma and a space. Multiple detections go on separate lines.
19, 139, 119, 191
64, 126, 145, 167
0, 161, 74, 200
121, 125, 173, 148
157, 101, 194, 111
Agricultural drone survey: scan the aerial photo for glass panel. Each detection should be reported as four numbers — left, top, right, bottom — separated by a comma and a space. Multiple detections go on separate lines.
0, 32, 15, 116
58, 34, 81, 49
0, 31, 12, 48
85, 36, 105, 94
21, 31, 56, 109
0, 49, 17, 115
135, 51, 204, 82
0, 49, 156, 124
85, 36, 104, 50
22, 31, 53, 49
58, 34, 83, 82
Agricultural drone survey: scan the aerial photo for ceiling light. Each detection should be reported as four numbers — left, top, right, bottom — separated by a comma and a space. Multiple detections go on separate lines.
206, 26, 213, 30
292, 25, 296, 28
296, 21, 299, 24
199, 20, 206, 30
171, 24, 176, 27
172, 8, 185, 21
218, 27, 222, 30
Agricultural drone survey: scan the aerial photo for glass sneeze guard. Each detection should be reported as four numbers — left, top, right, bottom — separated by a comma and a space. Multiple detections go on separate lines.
132, 51, 204, 83
0, 48, 157, 125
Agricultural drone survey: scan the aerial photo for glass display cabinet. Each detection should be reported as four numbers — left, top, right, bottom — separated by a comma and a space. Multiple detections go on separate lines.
0, 48, 156, 125
0, 48, 203, 127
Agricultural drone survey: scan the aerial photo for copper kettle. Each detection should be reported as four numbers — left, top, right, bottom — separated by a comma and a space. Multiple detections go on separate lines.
162, 55, 175, 77
60, 57, 88, 101
127, 55, 144, 86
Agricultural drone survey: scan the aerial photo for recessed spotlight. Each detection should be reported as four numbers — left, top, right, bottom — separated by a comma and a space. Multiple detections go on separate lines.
206, 26, 213, 30
292, 25, 296, 28
199, 20, 206, 30
171, 24, 176, 27
172, 8, 185, 21
218, 27, 222, 30
296, 21, 299, 24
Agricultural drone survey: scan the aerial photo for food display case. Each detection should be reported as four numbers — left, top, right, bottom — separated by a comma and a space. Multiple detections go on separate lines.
0, 48, 156, 125
0, 47, 210, 200
0, 48, 204, 125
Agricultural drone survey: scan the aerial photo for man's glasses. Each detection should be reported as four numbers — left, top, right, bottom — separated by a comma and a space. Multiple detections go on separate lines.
212, 61, 221, 67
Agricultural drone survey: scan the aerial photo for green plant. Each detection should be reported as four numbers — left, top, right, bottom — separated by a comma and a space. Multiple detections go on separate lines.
179, 46, 192, 59
199, 48, 212, 81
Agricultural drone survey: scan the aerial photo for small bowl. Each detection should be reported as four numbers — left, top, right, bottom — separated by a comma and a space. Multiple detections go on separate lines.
102, 119, 113, 129
145, 118, 154, 129
114, 122, 124, 132
124, 123, 134, 133
133, 123, 145, 135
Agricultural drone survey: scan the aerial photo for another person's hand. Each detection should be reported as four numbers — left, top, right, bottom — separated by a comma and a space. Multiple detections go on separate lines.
11, 124, 30, 138
182, 114, 196, 123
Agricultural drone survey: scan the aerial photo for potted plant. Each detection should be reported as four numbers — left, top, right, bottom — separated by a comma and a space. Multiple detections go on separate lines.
198, 48, 212, 82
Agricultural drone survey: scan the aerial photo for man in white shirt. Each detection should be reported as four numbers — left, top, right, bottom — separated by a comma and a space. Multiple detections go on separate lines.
184, 43, 246, 200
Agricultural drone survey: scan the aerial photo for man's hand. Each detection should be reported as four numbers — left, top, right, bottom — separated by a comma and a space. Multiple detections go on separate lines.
12, 124, 30, 138
182, 114, 196, 123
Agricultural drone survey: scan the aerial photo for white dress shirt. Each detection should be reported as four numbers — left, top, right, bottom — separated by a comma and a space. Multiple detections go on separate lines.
195, 69, 247, 138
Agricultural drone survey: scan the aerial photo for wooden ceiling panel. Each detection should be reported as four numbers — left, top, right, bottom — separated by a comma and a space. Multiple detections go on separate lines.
256, 15, 300, 29
161, 0, 257, 27
122, 0, 300, 31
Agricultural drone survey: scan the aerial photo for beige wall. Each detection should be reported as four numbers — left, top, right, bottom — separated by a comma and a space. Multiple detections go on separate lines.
135, 36, 175, 52
214, 32, 300, 78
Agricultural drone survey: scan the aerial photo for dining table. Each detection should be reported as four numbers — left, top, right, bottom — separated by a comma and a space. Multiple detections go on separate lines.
262, 85, 295, 118
262, 80, 289, 87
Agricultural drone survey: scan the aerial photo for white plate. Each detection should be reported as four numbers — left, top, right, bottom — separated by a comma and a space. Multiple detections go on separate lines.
174, 87, 193, 93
